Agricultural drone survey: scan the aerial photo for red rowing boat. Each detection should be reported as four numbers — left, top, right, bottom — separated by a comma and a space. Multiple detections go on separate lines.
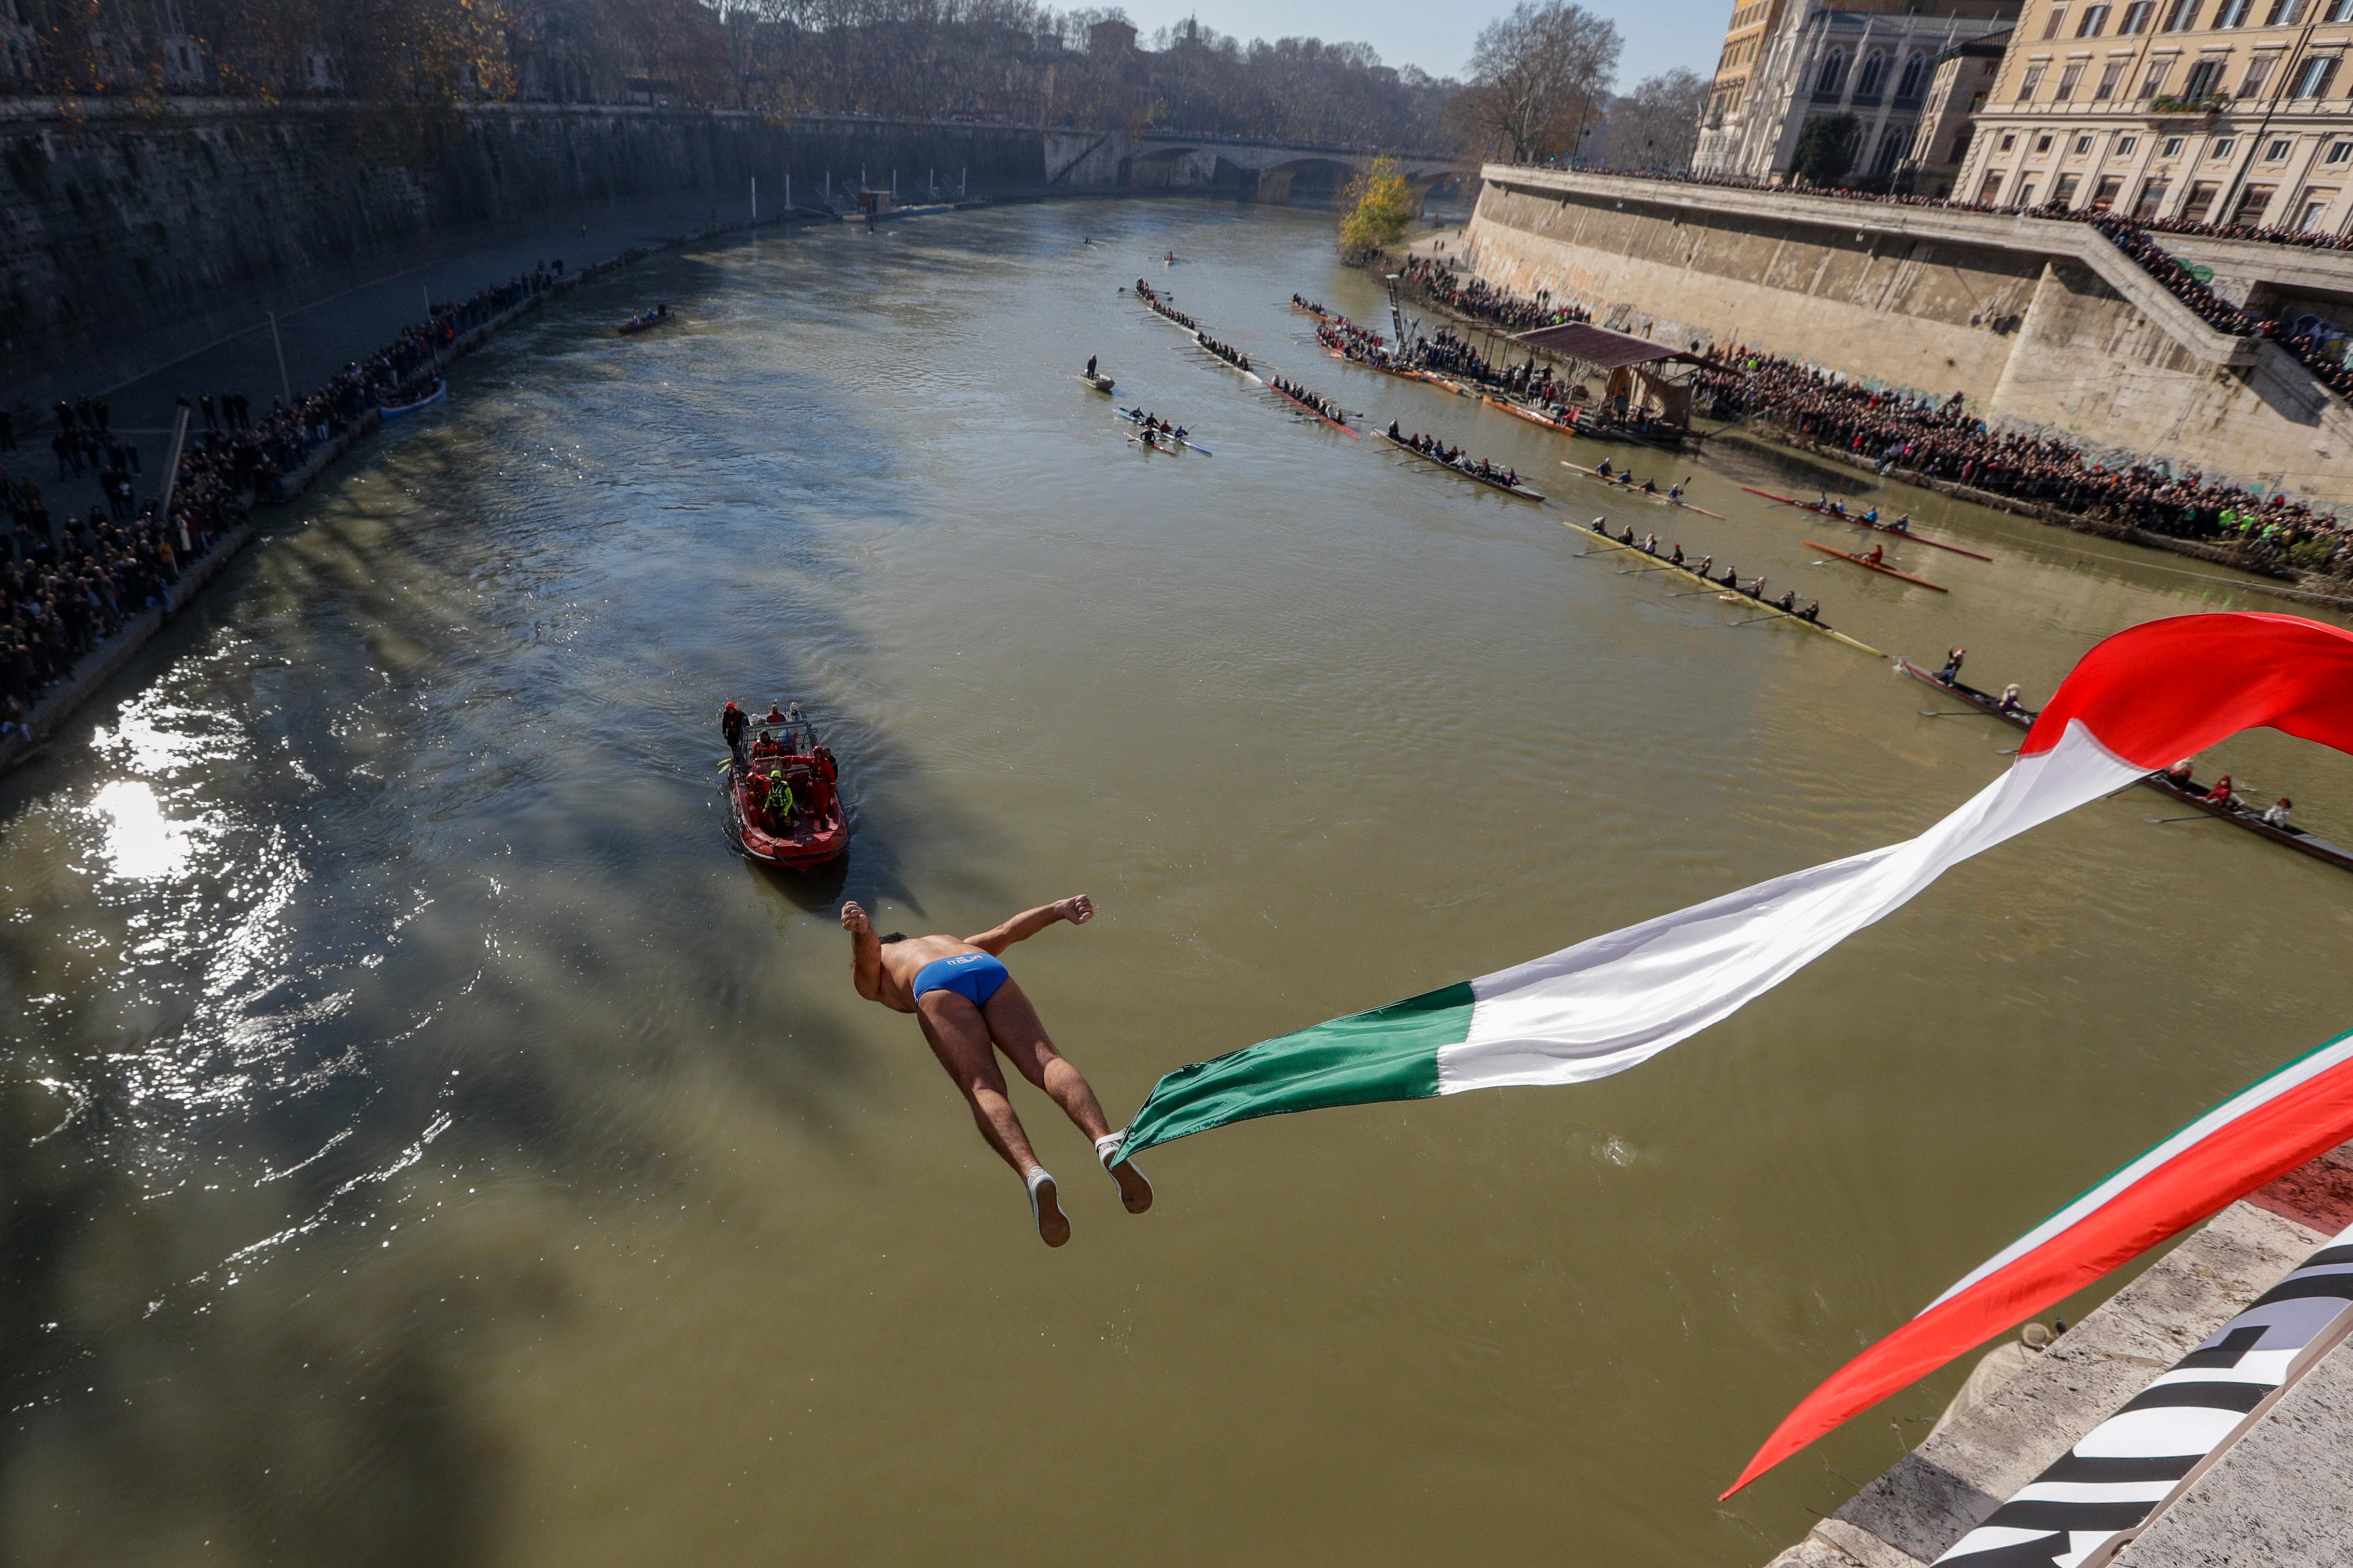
1803, 540, 1950, 591
723, 702, 849, 867
1741, 486, 1992, 560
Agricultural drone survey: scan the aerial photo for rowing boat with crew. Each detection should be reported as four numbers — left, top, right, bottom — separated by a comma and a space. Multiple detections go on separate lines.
1579, 517, 1884, 656
1267, 382, 1360, 437
1117, 406, 1212, 456
1560, 461, 1727, 518
1741, 486, 1992, 560
1380, 429, 1545, 501
1894, 656, 2353, 873
1804, 540, 1950, 591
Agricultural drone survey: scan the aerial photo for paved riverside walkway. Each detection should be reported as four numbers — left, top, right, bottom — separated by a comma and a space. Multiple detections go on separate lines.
1765, 1143, 2353, 1567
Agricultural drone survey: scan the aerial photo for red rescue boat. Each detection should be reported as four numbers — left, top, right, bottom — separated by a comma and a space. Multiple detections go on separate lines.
721, 701, 849, 867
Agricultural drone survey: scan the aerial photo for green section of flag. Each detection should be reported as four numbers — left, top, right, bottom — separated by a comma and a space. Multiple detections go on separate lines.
1118, 983, 1473, 1159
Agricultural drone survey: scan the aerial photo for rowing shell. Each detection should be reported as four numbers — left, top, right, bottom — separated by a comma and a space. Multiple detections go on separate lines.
1117, 407, 1213, 456
1581, 519, 1883, 657
1380, 431, 1545, 502
1194, 334, 1263, 383
1268, 384, 1360, 437
1892, 657, 2353, 873
1290, 302, 1339, 323
1803, 540, 1950, 592
1482, 394, 1580, 436
1560, 461, 1727, 519
1742, 487, 1992, 560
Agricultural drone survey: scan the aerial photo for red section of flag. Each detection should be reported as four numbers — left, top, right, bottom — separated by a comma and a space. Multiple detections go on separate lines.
2022, 613, 2353, 767
1723, 1046, 2353, 1496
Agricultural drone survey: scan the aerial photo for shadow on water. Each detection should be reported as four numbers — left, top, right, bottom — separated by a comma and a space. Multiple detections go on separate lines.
0, 230, 1015, 1561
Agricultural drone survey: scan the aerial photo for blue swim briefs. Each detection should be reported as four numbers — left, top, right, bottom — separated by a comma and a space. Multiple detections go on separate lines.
911, 951, 1010, 1008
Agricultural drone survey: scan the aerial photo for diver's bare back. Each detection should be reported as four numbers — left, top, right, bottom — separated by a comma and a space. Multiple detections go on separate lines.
866, 934, 989, 1012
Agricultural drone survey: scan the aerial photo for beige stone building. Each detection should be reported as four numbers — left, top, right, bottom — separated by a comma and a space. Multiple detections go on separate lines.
1901, 29, 2015, 192
1957, 0, 2353, 227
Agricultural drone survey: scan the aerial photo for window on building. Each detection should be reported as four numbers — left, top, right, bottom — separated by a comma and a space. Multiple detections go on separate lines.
2076, 132, 2097, 152
2117, 134, 2139, 153
1875, 126, 1908, 172
1856, 49, 1888, 97
2134, 177, 2170, 216
2053, 173, 2083, 204
2058, 62, 2086, 97
2017, 177, 2042, 204
2215, 0, 2251, 20
2177, 180, 2220, 219
2120, 0, 2155, 31
2292, 53, 2340, 97
1981, 170, 2011, 201
1897, 51, 1929, 97
2265, 0, 2305, 22
2020, 62, 2047, 98
2044, 5, 2070, 36
2000, 130, 2020, 150
2092, 174, 2126, 208
2162, 135, 2186, 154
2097, 59, 2127, 95
2297, 186, 2340, 226
2329, 140, 2353, 162
2141, 60, 2172, 96
2036, 131, 2057, 151
2163, 0, 2202, 26
2240, 55, 2277, 95
2232, 183, 2277, 223
2267, 136, 2294, 158
2183, 59, 2226, 95
2080, 2, 2113, 31
1816, 49, 1848, 94
2211, 137, 2237, 157
1950, 126, 1977, 162
2328, 0, 2353, 18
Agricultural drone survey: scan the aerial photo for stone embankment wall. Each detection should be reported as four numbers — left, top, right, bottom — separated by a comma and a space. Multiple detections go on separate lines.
1461, 166, 2353, 501
1, 101, 1046, 409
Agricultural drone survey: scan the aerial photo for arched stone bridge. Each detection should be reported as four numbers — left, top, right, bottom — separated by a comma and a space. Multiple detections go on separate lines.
1043, 131, 1464, 206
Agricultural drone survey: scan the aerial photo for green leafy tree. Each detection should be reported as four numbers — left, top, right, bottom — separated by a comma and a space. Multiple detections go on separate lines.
1789, 113, 1860, 188
1337, 154, 1416, 261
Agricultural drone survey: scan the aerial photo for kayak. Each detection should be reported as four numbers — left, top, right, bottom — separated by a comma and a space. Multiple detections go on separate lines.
1803, 539, 1950, 591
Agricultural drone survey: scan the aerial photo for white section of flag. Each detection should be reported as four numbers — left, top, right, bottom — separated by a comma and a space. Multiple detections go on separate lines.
1434, 723, 2146, 1095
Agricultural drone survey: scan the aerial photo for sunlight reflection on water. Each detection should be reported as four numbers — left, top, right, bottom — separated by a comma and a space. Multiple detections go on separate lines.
88, 781, 194, 883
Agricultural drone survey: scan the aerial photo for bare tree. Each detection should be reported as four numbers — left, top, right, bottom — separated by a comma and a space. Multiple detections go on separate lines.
1588, 67, 1706, 172
1450, 0, 1619, 164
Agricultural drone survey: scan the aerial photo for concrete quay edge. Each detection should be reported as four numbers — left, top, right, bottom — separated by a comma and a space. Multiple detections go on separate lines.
1477, 165, 2260, 370
1763, 1145, 2353, 1567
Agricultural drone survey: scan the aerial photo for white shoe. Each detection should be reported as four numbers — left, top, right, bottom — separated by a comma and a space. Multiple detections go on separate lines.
1025, 1166, 1070, 1247
1096, 1131, 1153, 1215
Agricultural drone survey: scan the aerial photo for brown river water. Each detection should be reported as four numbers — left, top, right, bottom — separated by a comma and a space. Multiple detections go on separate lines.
5, 201, 2352, 1566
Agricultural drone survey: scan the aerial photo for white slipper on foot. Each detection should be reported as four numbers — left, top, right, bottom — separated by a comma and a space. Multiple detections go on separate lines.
1026, 1166, 1070, 1247
1096, 1130, 1153, 1215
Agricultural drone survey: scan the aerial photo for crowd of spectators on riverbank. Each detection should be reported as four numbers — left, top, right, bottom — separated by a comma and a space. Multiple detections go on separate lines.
1692, 346, 2345, 569
2, 263, 563, 739
1526, 167, 2353, 395
1401, 257, 1592, 333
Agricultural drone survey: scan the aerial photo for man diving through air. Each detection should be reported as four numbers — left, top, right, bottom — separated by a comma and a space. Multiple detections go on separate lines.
839, 895, 1150, 1246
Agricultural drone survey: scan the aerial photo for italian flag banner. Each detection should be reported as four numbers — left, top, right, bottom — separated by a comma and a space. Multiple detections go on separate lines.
1122, 613, 2353, 1157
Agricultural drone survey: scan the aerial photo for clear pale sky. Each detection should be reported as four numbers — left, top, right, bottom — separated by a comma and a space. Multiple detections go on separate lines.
1117, 0, 1728, 88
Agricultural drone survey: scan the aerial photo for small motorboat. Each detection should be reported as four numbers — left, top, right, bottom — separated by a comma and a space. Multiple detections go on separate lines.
618, 304, 674, 336
722, 701, 849, 867
380, 378, 447, 418
1077, 369, 1116, 393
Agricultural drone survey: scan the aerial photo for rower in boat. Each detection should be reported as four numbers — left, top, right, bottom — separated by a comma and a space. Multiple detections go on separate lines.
1720, 563, 1741, 586
1861, 543, 1886, 567
1640, 478, 1659, 494
1997, 683, 2027, 715
1862, 506, 1880, 524
1889, 513, 1912, 532
1694, 554, 1714, 576
1669, 543, 1686, 566
2209, 773, 2237, 809
1938, 646, 1966, 684
2163, 759, 2198, 789
1667, 482, 1686, 501
1641, 532, 1659, 554
1596, 458, 1616, 477
2266, 797, 2295, 827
